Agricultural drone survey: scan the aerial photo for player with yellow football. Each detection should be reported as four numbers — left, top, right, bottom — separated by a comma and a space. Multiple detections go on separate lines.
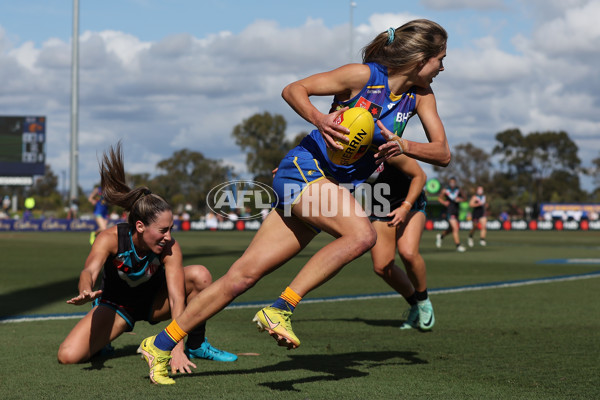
139, 19, 451, 384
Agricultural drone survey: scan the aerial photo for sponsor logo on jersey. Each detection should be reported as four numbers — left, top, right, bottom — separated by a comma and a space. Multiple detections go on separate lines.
396, 111, 412, 123
365, 86, 383, 95
355, 97, 382, 119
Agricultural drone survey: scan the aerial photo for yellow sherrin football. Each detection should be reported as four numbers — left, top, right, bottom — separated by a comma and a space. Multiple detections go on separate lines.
327, 107, 375, 166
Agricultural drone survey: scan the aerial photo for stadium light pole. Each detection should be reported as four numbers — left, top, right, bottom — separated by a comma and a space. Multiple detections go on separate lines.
69, 0, 80, 204
349, 1, 356, 63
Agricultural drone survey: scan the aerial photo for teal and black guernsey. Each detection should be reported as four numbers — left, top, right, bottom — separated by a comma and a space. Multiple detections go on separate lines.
98, 223, 165, 320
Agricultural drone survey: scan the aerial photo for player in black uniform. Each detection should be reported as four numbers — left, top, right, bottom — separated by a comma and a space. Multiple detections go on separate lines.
436, 177, 466, 252
468, 186, 488, 247
58, 143, 236, 373
369, 155, 434, 330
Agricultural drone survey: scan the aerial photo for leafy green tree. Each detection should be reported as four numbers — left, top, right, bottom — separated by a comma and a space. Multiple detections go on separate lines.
152, 149, 231, 214
126, 172, 152, 189
589, 154, 600, 201
232, 112, 295, 184
433, 143, 492, 193
27, 164, 63, 213
541, 170, 586, 203
492, 129, 583, 216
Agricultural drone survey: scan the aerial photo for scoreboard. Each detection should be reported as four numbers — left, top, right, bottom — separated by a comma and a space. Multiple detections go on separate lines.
0, 116, 46, 184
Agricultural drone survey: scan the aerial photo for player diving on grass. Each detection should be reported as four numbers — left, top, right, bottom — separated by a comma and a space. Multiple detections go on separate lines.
58, 143, 236, 378
139, 19, 451, 384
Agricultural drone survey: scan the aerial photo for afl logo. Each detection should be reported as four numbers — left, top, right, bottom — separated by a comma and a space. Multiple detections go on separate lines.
207, 180, 279, 221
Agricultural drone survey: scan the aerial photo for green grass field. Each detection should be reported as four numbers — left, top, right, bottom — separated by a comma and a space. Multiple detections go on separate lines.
1, 230, 599, 399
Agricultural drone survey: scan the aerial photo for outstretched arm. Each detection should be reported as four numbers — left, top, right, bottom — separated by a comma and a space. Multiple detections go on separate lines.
66, 228, 116, 305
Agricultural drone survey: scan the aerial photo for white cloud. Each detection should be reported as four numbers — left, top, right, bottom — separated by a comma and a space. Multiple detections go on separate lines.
520, 0, 593, 21
447, 36, 531, 83
0, 5, 599, 194
530, 0, 600, 55
8, 41, 38, 71
421, 0, 505, 10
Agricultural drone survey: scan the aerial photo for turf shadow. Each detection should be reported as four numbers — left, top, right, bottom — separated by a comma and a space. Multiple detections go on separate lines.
0, 277, 79, 318
83, 344, 141, 371
178, 350, 427, 392
299, 316, 421, 329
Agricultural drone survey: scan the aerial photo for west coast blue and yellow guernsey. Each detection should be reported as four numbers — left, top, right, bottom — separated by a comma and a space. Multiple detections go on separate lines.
274, 63, 417, 206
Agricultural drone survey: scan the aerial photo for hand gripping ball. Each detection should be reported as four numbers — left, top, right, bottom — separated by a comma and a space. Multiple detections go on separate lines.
326, 107, 375, 166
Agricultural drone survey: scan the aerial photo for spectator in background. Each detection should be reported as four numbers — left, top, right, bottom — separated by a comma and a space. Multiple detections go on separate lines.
205, 212, 218, 231
260, 208, 269, 221
181, 210, 190, 222
0, 195, 10, 219
241, 207, 251, 219
67, 198, 79, 220
2, 195, 11, 214
227, 210, 239, 222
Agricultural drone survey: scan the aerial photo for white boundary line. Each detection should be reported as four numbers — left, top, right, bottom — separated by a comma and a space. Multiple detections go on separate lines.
2, 271, 599, 324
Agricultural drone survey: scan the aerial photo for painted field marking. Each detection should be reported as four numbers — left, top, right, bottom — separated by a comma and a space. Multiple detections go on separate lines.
2, 270, 599, 324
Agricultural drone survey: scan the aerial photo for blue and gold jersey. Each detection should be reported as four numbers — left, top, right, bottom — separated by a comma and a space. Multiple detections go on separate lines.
290, 63, 417, 187
93, 188, 109, 218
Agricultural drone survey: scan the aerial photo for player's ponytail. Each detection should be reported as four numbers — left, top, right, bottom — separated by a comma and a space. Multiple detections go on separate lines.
99, 142, 171, 229
362, 19, 447, 72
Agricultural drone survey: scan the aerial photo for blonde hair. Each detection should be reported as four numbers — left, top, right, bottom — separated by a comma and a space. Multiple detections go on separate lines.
99, 142, 171, 229
362, 19, 447, 71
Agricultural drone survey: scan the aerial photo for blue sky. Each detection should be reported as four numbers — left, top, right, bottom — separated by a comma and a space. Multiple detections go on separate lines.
0, 0, 598, 195
2, 0, 531, 52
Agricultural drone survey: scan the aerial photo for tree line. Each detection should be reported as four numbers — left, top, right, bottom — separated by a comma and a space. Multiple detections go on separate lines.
5, 112, 600, 219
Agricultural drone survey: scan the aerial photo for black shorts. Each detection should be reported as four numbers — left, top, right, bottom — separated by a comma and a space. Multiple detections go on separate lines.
447, 203, 459, 219
94, 269, 166, 331
472, 207, 485, 221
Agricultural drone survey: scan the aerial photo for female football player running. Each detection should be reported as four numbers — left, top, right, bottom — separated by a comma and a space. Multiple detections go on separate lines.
139, 19, 451, 384
468, 185, 488, 247
369, 155, 435, 331
58, 143, 236, 380
436, 177, 466, 252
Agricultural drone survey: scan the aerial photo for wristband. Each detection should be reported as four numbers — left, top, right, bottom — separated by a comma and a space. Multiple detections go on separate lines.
401, 201, 412, 209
